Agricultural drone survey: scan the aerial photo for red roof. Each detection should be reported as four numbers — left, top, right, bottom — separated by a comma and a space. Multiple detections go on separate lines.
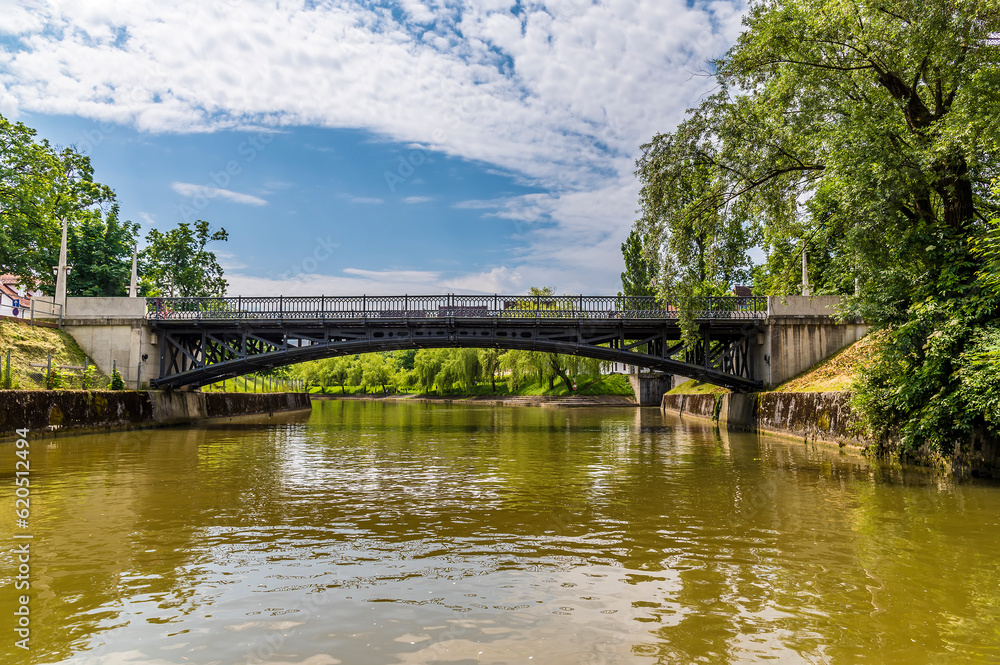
0, 275, 33, 304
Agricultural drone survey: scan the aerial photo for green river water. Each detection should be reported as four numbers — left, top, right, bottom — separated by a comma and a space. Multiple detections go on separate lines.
2, 400, 999, 664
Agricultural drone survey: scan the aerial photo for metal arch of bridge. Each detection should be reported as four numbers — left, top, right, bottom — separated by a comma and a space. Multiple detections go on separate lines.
147, 295, 766, 392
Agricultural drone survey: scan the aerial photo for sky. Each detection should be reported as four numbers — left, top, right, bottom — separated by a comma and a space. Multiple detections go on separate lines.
0, 0, 747, 296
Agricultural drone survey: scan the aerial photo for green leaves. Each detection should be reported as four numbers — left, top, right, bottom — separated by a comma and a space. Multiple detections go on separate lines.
631, 0, 1000, 456
619, 229, 657, 298
34, 204, 140, 297
635, 0, 999, 315
0, 114, 117, 285
140, 220, 228, 297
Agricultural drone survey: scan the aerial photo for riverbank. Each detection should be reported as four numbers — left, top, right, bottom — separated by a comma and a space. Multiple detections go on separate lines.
300, 373, 636, 400
312, 393, 637, 407
662, 391, 1000, 479
0, 390, 311, 440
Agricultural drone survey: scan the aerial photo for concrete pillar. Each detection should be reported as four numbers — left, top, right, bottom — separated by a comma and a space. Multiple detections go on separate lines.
54, 218, 69, 310
719, 393, 757, 430
62, 297, 159, 387
756, 296, 868, 389
128, 245, 138, 297
629, 372, 671, 406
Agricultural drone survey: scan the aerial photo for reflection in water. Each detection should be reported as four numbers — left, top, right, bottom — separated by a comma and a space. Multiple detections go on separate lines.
1, 401, 999, 664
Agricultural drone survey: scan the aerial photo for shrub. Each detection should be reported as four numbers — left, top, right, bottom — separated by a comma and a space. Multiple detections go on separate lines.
109, 368, 126, 390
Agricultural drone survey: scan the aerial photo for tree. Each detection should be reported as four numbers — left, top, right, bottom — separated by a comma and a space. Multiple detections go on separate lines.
619, 228, 658, 298
37, 205, 139, 297
0, 114, 118, 287
451, 348, 481, 392
140, 220, 228, 297
328, 357, 349, 394
361, 353, 395, 394
634, 0, 1000, 455
414, 349, 444, 393
478, 348, 503, 393
637, 0, 998, 321
346, 357, 363, 390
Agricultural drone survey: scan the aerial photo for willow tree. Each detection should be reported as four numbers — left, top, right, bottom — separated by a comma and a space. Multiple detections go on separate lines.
635, 0, 1000, 454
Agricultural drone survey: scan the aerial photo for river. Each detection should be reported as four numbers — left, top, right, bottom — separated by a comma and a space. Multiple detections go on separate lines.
2, 400, 999, 664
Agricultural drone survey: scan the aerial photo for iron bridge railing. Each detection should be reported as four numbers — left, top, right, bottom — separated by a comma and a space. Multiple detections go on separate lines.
146, 295, 767, 322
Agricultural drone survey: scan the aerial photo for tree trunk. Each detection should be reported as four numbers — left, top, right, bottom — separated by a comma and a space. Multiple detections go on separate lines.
549, 354, 573, 391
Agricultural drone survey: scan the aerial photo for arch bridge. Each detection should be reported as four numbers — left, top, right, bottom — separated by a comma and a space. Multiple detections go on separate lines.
146, 294, 766, 391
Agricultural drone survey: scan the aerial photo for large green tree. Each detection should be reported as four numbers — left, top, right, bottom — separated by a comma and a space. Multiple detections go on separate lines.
0, 114, 118, 286
637, 0, 998, 314
619, 228, 658, 298
140, 220, 229, 297
634, 0, 1000, 455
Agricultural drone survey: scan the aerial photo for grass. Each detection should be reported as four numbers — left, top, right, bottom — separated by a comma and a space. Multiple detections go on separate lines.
0, 319, 109, 390
511, 374, 635, 397
666, 379, 730, 395
773, 333, 882, 393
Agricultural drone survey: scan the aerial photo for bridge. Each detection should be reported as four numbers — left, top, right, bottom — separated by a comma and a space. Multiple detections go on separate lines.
49, 294, 867, 402
145, 294, 765, 391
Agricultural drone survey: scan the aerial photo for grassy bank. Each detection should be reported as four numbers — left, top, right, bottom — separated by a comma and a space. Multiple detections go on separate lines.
0, 319, 109, 390
666, 379, 729, 395
772, 333, 880, 393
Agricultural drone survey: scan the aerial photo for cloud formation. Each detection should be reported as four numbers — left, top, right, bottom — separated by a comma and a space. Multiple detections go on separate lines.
170, 182, 268, 206
0, 0, 745, 293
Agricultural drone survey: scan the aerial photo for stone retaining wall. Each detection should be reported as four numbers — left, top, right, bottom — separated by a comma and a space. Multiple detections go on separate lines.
662, 391, 862, 446
0, 390, 311, 438
662, 390, 1000, 478
659, 393, 719, 420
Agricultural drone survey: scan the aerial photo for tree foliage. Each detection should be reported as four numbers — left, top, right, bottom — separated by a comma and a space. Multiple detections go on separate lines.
292, 347, 606, 396
0, 114, 120, 287
636, 0, 998, 317
140, 220, 229, 297
619, 229, 658, 298
631, 0, 1000, 455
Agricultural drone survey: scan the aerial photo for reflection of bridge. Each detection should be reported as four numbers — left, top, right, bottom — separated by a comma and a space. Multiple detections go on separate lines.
147, 295, 767, 391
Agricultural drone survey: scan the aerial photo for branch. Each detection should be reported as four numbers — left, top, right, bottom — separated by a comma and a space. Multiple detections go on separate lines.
754, 57, 874, 73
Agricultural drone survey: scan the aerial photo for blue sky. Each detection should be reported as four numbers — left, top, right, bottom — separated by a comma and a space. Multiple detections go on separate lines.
0, 0, 746, 295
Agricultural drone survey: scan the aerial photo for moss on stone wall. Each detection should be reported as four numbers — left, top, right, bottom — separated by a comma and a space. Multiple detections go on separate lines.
0, 390, 311, 439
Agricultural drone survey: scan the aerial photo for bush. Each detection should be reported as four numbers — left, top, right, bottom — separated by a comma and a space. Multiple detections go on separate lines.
45, 368, 65, 390
109, 368, 126, 390
82, 365, 98, 389
852, 298, 1000, 458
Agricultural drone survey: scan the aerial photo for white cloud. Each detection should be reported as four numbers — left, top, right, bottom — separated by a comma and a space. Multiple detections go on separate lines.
171, 182, 268, 206
403, 196, 433, 204
214, 250, 248, 271
0, 1, 740, 185
1, 0, 747, 293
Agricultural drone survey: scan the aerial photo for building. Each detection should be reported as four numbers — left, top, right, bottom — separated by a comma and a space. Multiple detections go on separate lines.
0, 274, 39, 319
